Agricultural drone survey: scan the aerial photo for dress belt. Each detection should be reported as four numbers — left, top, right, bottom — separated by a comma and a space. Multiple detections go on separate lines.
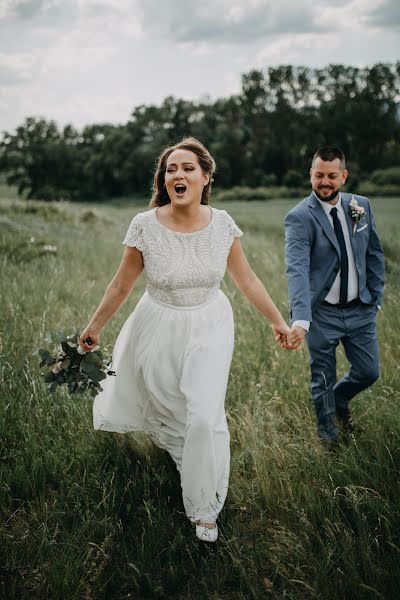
145, 289, 220, 311
322, 298, 361, 309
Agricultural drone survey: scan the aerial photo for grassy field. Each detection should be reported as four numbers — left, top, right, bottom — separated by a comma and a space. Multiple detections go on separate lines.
1, 190, 399, 599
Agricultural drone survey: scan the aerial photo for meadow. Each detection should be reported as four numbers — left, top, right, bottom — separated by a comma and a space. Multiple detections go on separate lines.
0, 190, 399, 599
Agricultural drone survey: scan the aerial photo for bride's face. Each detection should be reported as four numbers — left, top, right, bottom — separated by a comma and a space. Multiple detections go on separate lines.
165, 149, 209, 206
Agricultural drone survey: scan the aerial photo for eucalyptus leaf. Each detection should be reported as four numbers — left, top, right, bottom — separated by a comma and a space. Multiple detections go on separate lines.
39, 349, 52, 361
69, 332, 79, 345
61, 341, 77, 357
80, 362, 98, 376
83, 352, 98, 364
90, 372, 105, 383
49, 381, 59, 393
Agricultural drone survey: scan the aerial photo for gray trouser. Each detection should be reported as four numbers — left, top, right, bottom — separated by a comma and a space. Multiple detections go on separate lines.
307, 301, 379, 441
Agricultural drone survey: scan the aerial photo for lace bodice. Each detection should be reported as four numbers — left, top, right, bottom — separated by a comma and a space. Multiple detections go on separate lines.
123, 207, 243, 306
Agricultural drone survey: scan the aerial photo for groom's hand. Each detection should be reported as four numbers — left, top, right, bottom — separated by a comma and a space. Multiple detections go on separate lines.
271, 322, 296, 350
287, 325, 307, 350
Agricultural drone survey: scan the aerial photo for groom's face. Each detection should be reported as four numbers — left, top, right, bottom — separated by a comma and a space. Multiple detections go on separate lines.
310, 158, 348, 203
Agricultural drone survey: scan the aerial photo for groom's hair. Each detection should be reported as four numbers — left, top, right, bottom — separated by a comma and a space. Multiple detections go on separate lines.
312, 146, 346, 169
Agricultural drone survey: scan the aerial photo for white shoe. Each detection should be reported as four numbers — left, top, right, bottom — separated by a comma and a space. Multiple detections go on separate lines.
195, 522, 218, 543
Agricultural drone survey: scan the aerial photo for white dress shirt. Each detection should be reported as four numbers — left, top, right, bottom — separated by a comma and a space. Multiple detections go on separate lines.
293, 193, 359, 332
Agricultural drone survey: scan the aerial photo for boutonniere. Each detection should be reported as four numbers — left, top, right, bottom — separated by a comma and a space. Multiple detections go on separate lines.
349, 196, 366, 235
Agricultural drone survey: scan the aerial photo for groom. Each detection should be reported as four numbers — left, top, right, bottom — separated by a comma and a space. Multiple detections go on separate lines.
284, 146, 384, 444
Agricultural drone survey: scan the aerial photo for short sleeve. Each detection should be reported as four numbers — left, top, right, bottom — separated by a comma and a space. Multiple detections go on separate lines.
122, 214, 144, 251
226, 212, 243, 245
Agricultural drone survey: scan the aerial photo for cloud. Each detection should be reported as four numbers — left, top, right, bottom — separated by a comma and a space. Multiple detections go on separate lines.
0, 0, 62, 20
76, 0, 142, 36
0, 0, 398, 135
0, 52, 36, 84
314, 0, 390, 33
138, 0, 320, 44
136, 0, 400, 43
255, 33, 341, 67
367, 0, 400, 29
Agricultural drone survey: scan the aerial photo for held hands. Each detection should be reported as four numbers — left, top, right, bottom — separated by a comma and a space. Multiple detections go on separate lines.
288, 325, 307, 349
271, 323, 306, 350
271, 322, 293, 350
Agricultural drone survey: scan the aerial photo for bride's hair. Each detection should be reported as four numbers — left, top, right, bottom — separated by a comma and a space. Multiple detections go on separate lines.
149, 137, 216, 207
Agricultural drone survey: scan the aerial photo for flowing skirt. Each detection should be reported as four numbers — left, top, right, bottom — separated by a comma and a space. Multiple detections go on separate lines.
93, 289, 235, 523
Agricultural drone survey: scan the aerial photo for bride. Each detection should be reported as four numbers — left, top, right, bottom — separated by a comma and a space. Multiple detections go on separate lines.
80, 137, 292, 542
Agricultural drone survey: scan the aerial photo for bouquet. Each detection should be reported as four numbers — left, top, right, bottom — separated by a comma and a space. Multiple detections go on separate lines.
38, 332, 115, 397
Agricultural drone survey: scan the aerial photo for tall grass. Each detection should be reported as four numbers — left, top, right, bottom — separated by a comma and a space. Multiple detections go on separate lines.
1, 194, 399, 599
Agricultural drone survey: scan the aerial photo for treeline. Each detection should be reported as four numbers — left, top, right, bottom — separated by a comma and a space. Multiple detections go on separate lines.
1, 63, 399, 201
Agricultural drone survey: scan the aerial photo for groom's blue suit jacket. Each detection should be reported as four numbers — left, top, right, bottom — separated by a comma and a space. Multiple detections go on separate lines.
285, 192, 385, 323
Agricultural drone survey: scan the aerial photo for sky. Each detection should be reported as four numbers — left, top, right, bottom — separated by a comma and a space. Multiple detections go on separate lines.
0, 0, 399, 133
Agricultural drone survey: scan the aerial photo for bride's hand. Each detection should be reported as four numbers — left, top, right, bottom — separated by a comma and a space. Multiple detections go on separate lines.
271, 321, 294, 350
79, 328, 100, 352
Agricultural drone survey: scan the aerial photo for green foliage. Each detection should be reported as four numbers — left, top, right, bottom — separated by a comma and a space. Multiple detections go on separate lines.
214, 186, 309, 202
0, 231, 58, 263
1, 197, 400, 598
1, 63, 399, 201
282, 170, 305, 188
38, 332, 114, 397
370, 166, 400, 185
260, 173, 278, 186
357, 183, 400, 197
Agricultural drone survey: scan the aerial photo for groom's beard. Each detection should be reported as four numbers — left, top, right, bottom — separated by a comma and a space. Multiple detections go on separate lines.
313, 186, 341, 202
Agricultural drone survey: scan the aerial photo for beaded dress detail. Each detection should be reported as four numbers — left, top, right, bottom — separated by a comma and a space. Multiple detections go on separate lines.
122, 207, 242, 306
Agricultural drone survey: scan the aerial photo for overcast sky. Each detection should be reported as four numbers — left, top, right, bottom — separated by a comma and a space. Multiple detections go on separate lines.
0, 0, 399, 133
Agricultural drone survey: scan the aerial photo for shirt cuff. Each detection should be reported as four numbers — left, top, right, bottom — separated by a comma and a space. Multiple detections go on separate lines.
292, 320, 310, 332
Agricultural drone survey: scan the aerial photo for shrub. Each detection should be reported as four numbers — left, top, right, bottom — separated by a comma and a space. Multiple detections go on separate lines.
370, 166, 400, 186
35, 185, 70, 202
283, 170, 305, 188
357, 182, 400, 197
259, 173, 278, 186
213, 186, 309, 202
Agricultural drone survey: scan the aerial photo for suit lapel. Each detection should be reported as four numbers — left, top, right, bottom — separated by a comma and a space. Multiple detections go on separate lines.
341, 194, 357, 257
307, 193, 340, 255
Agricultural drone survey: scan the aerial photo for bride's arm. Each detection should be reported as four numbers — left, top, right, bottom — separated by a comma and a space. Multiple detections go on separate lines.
80, 246, 144, 351
227, 238, 296, 348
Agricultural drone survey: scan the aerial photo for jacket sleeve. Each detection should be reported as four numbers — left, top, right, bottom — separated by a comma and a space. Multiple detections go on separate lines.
365, 200, 385, 306
285, 210, 312, 323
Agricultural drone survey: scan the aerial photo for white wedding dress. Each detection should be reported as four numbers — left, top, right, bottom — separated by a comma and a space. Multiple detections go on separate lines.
93, 206, 243, 523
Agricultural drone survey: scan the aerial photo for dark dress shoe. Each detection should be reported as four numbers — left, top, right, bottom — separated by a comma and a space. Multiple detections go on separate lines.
336, 409, 355, 433
320, 438, 341, 453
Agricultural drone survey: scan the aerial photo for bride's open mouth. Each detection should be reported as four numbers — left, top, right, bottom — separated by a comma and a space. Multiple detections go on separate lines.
174, 184, 187, 196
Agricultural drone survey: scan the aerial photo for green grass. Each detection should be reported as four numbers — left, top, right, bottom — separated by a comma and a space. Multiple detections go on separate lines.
1, 190, 399, 599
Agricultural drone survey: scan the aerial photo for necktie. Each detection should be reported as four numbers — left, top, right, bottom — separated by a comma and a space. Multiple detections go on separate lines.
331, 206, 349, 305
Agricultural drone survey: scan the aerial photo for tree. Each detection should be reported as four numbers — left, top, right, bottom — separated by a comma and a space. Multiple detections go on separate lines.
0, 117, 71, 199
1, 63, 399, 201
